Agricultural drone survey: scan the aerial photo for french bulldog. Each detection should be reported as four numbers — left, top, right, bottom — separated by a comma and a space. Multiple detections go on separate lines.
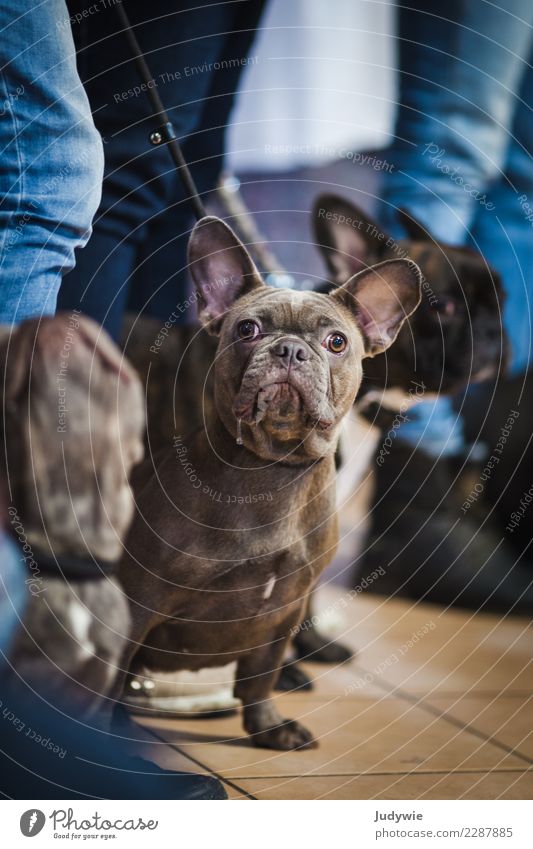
0, 315, 144, 718
117, 215, 422, 749
287, 193, 507, 671
313, 193, 506, 397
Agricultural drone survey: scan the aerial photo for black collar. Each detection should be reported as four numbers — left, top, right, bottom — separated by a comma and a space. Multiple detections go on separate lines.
13, 536, 118, 580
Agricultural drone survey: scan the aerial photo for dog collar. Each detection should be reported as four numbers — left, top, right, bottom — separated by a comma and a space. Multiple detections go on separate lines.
12, 536, 118, 580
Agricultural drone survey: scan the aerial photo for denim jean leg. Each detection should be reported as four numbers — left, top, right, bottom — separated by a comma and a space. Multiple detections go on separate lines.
382, 0, 533, 455
382, 0, 533, 242
0, 0, 104, 324
468, 57, 533, 376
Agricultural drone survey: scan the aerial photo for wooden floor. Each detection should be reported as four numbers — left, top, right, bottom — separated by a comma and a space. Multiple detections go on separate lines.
132, 587, 533, 800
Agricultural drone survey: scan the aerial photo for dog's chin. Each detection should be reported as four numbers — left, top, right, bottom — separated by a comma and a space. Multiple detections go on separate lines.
253, 381, 301, 420
235, 378, 328, 428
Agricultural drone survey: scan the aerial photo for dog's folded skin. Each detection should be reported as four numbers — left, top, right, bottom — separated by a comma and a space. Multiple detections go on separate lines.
118, 216, 422, 750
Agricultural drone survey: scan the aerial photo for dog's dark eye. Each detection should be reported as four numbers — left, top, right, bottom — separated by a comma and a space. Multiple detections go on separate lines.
237, 319, 260, 340
431, 295, 457, 317
324, 333, 347, 354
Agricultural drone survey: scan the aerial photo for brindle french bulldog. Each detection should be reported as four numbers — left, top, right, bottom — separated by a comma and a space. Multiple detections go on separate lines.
117, 215, 422, 749
313, 193, 506, 396
286, 193, 507, 671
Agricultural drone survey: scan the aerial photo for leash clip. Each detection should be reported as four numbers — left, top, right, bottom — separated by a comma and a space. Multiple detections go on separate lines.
149, 121, 177, 146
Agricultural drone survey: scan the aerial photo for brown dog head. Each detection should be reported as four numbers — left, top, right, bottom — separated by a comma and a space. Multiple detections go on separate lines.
188, 216, 421, 462
313, 194, 507, 395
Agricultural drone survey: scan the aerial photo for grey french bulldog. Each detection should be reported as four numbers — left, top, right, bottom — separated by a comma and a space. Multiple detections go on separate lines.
117, 215, 422, 749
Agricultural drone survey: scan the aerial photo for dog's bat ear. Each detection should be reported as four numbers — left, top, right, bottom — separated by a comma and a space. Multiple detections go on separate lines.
330, 258, 422, 357
397, 208, 433, 242
188, 216, 264, 335
312, 194, 390, 284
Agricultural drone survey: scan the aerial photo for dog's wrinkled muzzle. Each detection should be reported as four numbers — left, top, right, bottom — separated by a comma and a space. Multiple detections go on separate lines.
233, 347, 335, 431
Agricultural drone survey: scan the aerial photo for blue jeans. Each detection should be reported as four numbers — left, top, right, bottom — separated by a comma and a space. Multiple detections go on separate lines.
0, 0, 104, 324
0, 1, 103, 648
56, 0, 265, 340
381, 0, 533, 456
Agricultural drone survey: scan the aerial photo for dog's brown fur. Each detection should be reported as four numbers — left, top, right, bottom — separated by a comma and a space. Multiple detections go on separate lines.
117, 216, 421, 749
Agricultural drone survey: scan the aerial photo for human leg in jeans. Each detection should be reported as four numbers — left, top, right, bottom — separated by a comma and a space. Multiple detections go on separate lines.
0, 0, 104, 324
357, 1, 533, 609
0, 0, 103, 661
0, 3, 227, 798
468, 55, 533, 376
381, 0, 533, 456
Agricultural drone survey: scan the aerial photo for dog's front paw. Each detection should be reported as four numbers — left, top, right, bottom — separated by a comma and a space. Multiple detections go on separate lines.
251, 719, 317, 750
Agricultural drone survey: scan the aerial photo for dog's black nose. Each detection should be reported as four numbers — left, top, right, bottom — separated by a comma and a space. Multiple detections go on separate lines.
272, 337, 310, 365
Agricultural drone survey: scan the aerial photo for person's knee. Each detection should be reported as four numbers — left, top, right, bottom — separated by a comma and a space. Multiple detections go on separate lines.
77, 120, 105, 242
47, 113, 105, 246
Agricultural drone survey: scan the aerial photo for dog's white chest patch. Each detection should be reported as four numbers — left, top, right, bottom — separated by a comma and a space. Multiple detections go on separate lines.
68, 602, 96, 660
263, 575, 276, 599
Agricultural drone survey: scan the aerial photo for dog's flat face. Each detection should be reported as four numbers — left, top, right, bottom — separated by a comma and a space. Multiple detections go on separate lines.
314, 196, 506, 395
188, 217, 421, 462
404, 241, 505, 392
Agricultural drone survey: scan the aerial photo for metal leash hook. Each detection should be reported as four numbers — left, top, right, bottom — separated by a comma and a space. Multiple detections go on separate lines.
149, 122, 177, 147
115, 0, 207, 222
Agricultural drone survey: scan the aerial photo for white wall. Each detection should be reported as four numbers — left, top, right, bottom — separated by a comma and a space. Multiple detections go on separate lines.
227, 0, 396, 172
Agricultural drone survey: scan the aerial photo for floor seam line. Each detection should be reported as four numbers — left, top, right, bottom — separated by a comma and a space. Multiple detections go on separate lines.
228, 767, 533, 780
353, 664, 533, 767
140, 725, 257, 800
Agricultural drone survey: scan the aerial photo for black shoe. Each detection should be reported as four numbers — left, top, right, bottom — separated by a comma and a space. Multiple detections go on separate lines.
355, 438, 533, 614
0, 689, 227, 800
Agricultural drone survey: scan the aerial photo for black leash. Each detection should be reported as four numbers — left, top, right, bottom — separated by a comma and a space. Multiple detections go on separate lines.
115, 0, 207, 222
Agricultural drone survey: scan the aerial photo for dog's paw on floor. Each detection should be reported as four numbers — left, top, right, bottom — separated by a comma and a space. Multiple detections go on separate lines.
251, 719, 317, 750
